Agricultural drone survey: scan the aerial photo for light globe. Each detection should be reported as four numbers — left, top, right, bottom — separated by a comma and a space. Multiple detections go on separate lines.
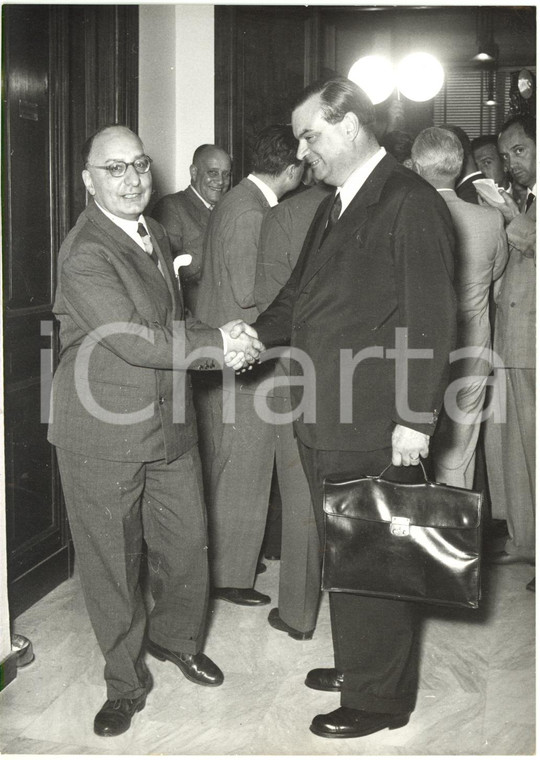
396, 53, 445, 102
348, 55, 395, 105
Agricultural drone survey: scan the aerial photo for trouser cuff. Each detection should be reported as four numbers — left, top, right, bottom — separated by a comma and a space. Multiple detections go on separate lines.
341, 687, 416, 715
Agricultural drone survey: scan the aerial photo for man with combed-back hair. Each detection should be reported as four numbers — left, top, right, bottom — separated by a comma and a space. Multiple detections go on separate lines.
411, 126, 508, 489
253, 78, 457, 738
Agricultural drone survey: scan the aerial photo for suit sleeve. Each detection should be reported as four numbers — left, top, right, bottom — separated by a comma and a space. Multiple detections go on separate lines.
506, 208, 536, 261
254, 208, 294, 313
60, 239, 223, 370
391, 186, 457, 436
222, 207, 264, 308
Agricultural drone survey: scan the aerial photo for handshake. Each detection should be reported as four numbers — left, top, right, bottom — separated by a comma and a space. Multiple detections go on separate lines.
220, 320, 265, 372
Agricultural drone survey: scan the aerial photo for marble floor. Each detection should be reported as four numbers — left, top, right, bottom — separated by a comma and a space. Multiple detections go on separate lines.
1, 556, 536, 756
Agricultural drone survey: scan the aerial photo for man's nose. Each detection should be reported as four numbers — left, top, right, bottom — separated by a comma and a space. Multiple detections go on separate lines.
124, 164, 141, 184
297, 141, 309, 161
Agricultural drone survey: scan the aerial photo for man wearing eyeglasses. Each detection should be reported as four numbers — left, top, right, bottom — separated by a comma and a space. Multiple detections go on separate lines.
47, 125, 262, 737
152, 144, 232, 315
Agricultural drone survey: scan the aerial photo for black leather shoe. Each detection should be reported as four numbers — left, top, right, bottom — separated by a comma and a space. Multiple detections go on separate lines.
305, 667, 344, 692
310, 706, 410, 739
146, 641, 224, 686
213, 587, 271, 606
256, 561, 267, 574
268, 607, 314, 640
527, 576, 535, 592
94, 692, 147, 737
489, 551, 534, 566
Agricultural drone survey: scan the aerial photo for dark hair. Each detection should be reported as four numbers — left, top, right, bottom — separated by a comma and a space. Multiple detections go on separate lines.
499, 114, 536, 144
81, 124, 131, 166
471, 134, 498, 153
439, 124, 472, 157
250, 124, 302, 176
292, 76, 375, 130
380, 130, 413, 164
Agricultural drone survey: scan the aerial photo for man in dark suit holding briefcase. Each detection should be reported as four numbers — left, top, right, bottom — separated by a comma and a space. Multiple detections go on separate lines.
253, 78, 457, 738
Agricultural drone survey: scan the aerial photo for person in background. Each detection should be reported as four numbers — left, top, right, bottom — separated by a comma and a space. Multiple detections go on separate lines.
440, 123, 483, 204
47, 125, 261, 738
471, 134, 508, 187
193, 124, 304, 608
481, 115, 536, 590
253, 77, 456, 739
254, 180, 331, 640
380, 130, 414, 168
151, 144, 231, 314
411, 127, 508, 489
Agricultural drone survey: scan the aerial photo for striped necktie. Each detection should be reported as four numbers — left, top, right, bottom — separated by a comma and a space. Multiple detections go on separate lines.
137, 222, 160, 268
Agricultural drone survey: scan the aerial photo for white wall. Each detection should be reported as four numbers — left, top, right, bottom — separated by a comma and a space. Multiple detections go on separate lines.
139, 4, 215, 201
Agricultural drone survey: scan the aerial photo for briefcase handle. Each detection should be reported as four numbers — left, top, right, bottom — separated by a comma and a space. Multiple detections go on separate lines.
378, 460, 428, 482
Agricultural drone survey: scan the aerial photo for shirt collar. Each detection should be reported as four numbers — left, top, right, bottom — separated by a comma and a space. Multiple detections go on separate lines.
95, 201, 147, 250
456, 170, 482, 188
190, 184, 214, 210
336, 147, 387, 215
247, 173, 279, 207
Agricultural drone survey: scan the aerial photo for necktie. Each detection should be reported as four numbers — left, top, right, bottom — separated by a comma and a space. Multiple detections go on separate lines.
525, 192, 535, 212
322, 192, 342, 241
137, 222, 160, 268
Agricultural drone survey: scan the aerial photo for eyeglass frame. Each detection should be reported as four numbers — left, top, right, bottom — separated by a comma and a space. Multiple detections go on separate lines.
85, 155, 153, 178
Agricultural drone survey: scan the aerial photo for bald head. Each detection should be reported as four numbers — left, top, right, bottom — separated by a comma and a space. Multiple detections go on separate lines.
82, 125, 152, 220
190, 144, 232, 206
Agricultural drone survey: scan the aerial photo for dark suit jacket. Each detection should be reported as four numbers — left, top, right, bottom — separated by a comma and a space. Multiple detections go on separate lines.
48, 201, 222, 463
456, 171, 483, 204
254, 153, 457, 452
151, 185, 212, 313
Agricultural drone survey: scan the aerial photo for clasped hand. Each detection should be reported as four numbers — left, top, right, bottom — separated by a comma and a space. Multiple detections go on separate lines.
220, 320, 265, 372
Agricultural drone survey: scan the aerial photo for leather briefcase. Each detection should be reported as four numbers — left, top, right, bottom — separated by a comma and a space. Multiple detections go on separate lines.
322, 464, 482, 609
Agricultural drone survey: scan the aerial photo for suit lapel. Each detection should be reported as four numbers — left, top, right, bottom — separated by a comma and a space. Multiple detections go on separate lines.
299, 154, 396, 290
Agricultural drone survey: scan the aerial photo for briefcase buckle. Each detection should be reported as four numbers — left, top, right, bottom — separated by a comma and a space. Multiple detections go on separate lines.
390, 516, 410, 537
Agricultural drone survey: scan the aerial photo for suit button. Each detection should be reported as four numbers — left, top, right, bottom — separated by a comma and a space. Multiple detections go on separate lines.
159, 396, 165, 405
510, 302, 516, 307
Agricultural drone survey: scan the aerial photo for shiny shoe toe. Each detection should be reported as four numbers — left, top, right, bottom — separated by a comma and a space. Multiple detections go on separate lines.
305, 667, 344, 692
310, 706, 410, 739
147, 641, 224, 686
213, 587, 271, 606
268, 608, 314, 640
94, 693, 147, 737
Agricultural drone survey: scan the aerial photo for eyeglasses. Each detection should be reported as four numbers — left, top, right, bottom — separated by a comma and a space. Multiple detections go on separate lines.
86, 155, 153, 178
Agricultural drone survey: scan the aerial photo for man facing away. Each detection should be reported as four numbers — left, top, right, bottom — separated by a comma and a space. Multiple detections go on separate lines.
47, 125, 261, 737
151, 144, 231, 313
253, 77, 456, 739
411, 126, 508, 489
481, 115, 536, 579
254, 180, 331, 639
193, 124, 304, 607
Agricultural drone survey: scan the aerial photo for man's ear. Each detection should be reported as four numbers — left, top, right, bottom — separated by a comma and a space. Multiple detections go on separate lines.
189, 164, 198, 183
82, 169, 95, 196
342, 111, 360, 141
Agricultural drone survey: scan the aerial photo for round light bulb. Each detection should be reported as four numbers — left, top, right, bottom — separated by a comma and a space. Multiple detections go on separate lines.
396, 53, 445, 102
348, 55, 395, 105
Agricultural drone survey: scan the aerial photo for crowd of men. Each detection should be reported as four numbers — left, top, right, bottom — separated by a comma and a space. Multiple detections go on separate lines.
48, 75, 535, 739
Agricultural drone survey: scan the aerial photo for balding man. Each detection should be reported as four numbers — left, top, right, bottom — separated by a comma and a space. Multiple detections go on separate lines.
48, 125, 260, 737
152, 144, 231, 313
411, 127, 508, 489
